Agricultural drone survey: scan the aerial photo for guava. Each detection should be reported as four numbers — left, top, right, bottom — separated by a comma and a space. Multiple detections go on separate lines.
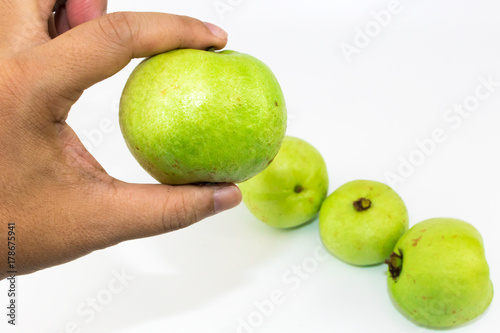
239, 136, 328, 228
119, 49, 287, 184
386, 218, 494, 328
319, 180, 408, 266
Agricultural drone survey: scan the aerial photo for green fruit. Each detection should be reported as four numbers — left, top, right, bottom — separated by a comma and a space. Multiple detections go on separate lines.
119, 49, 287, 184
386, 218, 494, 328
239, 136, 328, 228
319, 180, 408, 266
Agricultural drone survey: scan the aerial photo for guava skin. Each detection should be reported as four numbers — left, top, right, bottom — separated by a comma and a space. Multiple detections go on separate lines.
119, 49, 287, 184
319, 180, 408, 266
386, 218, 494, 328
239, 136, 328, 229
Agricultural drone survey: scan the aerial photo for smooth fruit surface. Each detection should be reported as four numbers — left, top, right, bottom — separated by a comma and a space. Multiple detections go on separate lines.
319, 180, 408, 266
120, 49, 287, 184
386, 218, 493, 328
239, 136, 328, 228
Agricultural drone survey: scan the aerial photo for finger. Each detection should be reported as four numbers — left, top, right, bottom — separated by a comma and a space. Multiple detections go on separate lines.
54, 0, 107, 35
54, 5, 70, 35
32, 12, 228, 120
99, 182, 241, 245
65, 0, 107, 28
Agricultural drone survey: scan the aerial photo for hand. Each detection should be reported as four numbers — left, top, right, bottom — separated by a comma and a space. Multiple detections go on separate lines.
0, 0, 241, 280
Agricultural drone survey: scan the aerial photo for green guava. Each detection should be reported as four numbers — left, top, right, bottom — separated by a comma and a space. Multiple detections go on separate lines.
386, 218, 494, 328
119, 49, 287, 184
239, 136, 328, 228
319, 180, 408, 266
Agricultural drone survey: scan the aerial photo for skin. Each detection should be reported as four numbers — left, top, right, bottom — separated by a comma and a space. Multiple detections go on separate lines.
387, 218, 494, 328
239, 136, 329, 228
319, 180, 408, 266
120, 49, 287, 184
0, 0, 242, 281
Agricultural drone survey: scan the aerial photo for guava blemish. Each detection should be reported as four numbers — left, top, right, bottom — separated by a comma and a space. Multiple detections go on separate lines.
412, 236, 422, 247
385, 250, 403, 280
353, 198, 371, 212
275, 101, 279, 106
294, 185, 304, 193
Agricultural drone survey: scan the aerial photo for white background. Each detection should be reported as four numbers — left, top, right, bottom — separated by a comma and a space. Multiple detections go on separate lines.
1, 0, 499, 332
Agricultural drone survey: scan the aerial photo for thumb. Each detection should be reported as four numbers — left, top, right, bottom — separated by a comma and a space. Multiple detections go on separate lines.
28, 12, 228, 121
101, 181, 241, 244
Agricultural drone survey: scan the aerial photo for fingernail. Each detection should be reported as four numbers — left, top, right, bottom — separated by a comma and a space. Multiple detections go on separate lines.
213, 185, 242, 214
204, 22, 228, 40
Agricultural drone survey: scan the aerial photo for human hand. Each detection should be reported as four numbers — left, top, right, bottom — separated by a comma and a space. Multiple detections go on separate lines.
0, 0, 241, 280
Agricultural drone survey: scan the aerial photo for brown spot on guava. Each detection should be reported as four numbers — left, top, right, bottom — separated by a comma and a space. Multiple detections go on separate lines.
275, 101, 279, 106
160, 89, 168, 95
412, 236, 422, 247
420, 229, 427, 232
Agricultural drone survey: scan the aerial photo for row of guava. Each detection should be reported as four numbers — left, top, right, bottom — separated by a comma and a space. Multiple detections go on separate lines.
119, 48, 493, 329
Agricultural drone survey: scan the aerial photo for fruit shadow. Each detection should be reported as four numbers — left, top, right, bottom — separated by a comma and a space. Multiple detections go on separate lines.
85, 206, 293, 332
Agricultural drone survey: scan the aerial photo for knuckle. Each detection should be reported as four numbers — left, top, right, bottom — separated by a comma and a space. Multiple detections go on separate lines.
169, 15, 201, 49
96, 12, 138, 50
163, 191, 197, 233
169, 15, 184, 46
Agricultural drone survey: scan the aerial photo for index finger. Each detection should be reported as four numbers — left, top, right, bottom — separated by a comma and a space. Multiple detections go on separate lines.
54, 0, 108, 34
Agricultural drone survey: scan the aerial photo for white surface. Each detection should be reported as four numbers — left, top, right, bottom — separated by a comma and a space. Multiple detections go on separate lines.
1, 0, 499, 332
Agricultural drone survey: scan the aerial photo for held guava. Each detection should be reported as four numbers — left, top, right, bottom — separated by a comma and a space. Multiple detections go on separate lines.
386, 218, 494, 328
119, 49, 287, 184
319, 180, 408, 266
239, 136, 328, 228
